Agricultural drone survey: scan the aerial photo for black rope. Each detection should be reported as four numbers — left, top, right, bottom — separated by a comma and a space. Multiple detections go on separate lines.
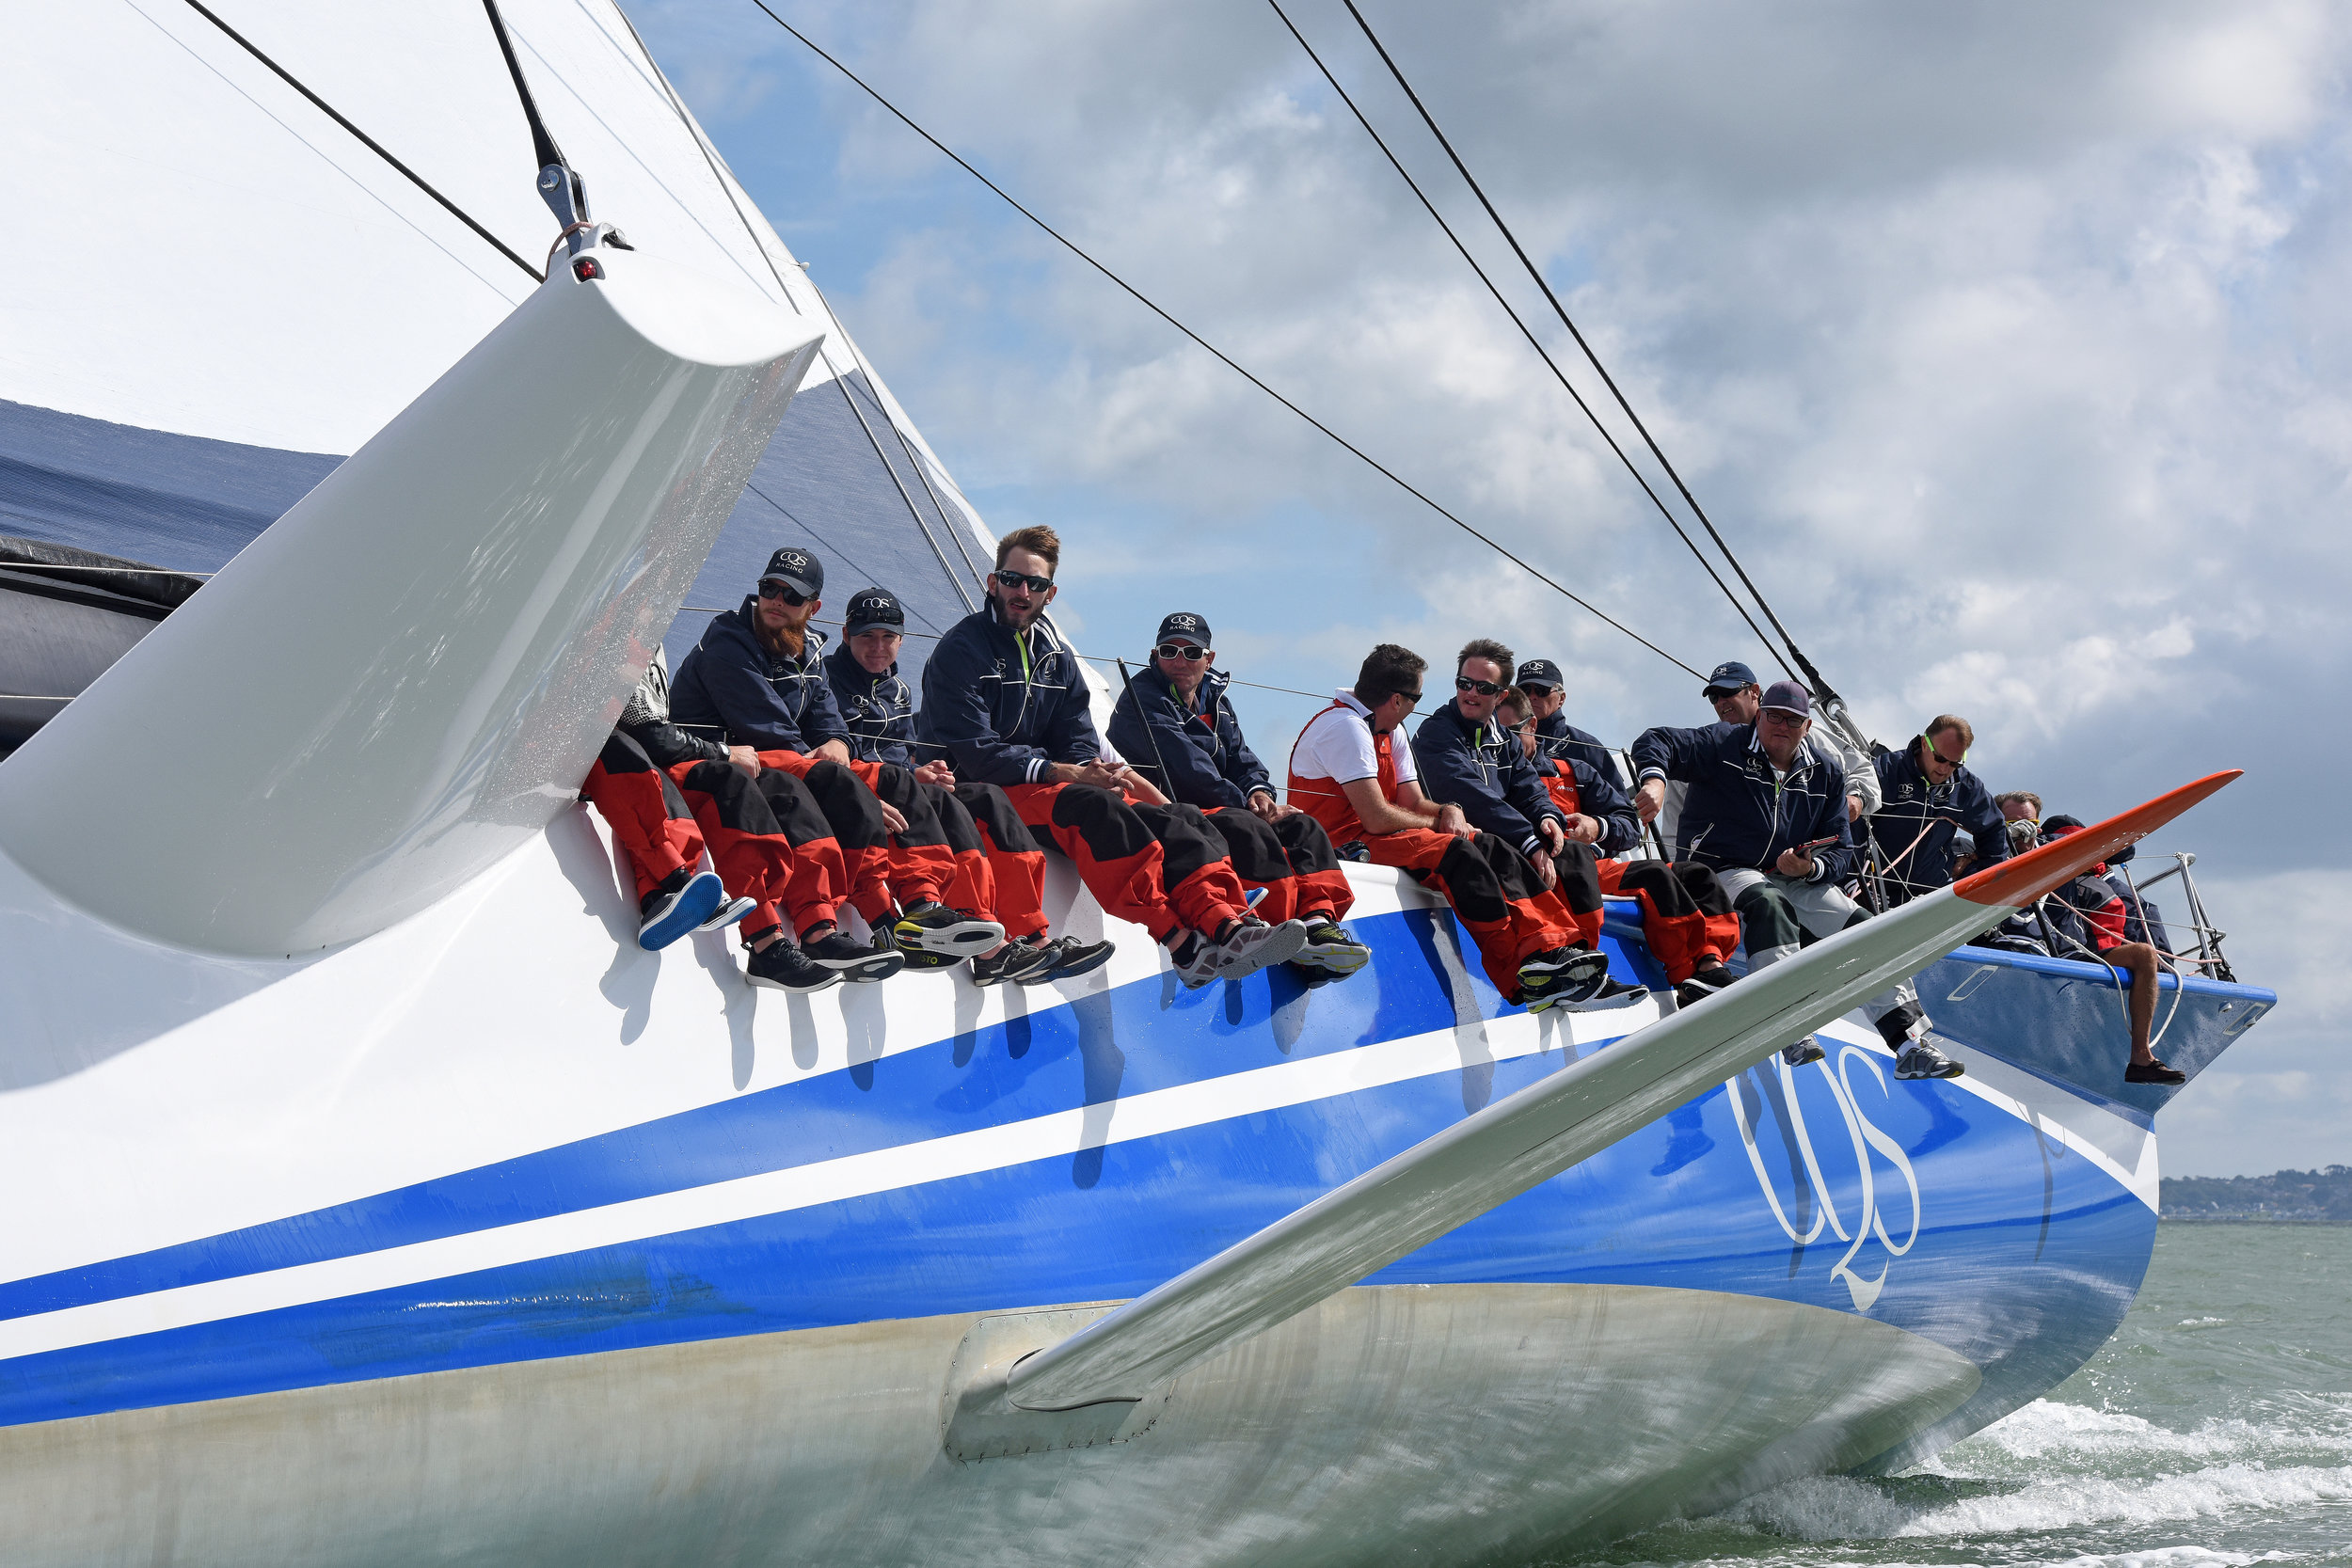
747, 0, 1701, 680
1268, 0, 1786, 675
176, 0, 544, 282
1339, 0, 1830, 696
482, 0, 566, 173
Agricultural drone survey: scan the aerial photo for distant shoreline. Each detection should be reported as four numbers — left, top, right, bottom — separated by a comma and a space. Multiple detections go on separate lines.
2159, 1215, 2350, 1226
2158, 1167, 2350, 1226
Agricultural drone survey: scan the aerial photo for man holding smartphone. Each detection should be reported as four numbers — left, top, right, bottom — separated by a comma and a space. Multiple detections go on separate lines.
1630, 682, 1960, 1078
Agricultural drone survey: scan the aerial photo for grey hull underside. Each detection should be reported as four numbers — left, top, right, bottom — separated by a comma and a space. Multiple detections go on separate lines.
0, 1283, 1977, 1568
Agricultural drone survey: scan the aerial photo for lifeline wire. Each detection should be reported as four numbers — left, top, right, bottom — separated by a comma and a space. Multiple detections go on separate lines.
1267, 0, 1788, 677
175, 0, 545, 281
1338, 0, 1831, 700
748, 0, 1703, 681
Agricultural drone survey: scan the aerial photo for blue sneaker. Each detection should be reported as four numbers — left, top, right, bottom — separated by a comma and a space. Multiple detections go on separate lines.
639, 869, 724, 950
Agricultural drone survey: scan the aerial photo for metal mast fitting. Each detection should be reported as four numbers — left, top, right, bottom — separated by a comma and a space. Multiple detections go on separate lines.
483, 0, 630, 277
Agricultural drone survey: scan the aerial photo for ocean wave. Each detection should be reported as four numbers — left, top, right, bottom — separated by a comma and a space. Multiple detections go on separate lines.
1708, 1462, 2352, 1543
1943, 1398, 2352, 1471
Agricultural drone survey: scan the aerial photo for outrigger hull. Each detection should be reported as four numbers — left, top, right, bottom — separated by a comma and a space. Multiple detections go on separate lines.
0, 822, 2270, 1565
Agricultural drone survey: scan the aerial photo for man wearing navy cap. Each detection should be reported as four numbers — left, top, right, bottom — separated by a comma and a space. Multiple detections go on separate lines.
1631, 681, 1959, 1078
1108, 611, 1370, 978
1512, 657, 1625, 793
671, 546, 949, 980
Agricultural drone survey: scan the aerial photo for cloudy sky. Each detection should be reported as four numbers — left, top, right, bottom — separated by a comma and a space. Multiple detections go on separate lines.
632, 0, 2349, 1175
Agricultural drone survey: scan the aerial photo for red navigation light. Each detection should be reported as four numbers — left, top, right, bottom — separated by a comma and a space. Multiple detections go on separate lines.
572, 257, 602, 281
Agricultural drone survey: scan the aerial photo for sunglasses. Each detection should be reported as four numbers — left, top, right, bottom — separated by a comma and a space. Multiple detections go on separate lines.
1455, 675, 1504, 696
993, 568, 1055, 594
1929, 746, 1966, 768
1153, 642, 1210, 662
757, 580, 807, 606
1396, 689, 1423, 708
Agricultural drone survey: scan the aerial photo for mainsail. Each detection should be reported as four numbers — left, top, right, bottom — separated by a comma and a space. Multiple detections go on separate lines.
0, 0, 988, 682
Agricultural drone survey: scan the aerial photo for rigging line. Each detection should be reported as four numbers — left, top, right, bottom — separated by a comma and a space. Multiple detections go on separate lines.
747, 0, 1702, 680
1267, 0, 1786, 674
174, 0, 545, 282
814, 317, 993, 591
1337, 0, 1827, 693
604, 2, 974, 613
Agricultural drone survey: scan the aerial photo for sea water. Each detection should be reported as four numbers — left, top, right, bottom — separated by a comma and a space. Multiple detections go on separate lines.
1549, 1224, 2352, 1568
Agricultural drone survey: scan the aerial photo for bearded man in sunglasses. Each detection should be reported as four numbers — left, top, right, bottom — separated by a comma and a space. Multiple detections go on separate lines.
918, 526, 1306, 989
1863, 714, 2010, 906
1107, 611, 1370, 978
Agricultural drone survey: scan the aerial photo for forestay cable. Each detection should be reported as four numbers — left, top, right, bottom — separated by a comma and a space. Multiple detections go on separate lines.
748, 0, 1703, 680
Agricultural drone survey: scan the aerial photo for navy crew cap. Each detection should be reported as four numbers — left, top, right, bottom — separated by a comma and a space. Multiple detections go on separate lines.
761, 546, 823, 598
1155, 610, 1213, 646
843, 587, 904, 636
1703, 659, 1758, 696
1515, 657, 1564, 691
1759, 680, 1812, 718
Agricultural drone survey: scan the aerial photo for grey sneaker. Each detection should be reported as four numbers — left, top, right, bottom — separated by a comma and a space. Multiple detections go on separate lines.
693, 894, 758, 934
1783, 1037, 1827, 1067
1169, 931, 1223, 990
1215, 917, 1309, 980
1894, 1040, 1965, 1080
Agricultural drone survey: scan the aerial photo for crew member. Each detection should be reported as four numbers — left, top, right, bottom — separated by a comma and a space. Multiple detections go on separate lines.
668, 546, 925, 981
1107, 610, 1368, 978
1867, 715, 2010, 905
1632, 682, 1962, 1077
1411, 640, 1639, 1009
824, 583, 1108, 985
1652, 662, 1878, 853
1513, 657, 1626, 791
917, 526, 1303, 988
2041, 816, 2185, 1085
1289, 643, 1601, 1011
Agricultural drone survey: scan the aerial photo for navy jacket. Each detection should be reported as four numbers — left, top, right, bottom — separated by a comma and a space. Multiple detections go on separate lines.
1629, 721, 1854, 881
1531, 711, 1626, 793
822, 644, 917, 767
1546, 756, 1644, 857
1410, 699, 1566, 859
915, 602, 1098, 786
1106, 666, 1272, 811
669, 599, 850, 754
1866, 744, 2010, 893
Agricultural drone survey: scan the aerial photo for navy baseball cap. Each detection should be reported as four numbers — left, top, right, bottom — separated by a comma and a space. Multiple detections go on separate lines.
1515, 657, 1564, 691
760, 546, 823, 598
842, 587, 904, 636
1703, 660, 1758, 696
1154, 610, 1212, 646
1759, 680, 1812, 718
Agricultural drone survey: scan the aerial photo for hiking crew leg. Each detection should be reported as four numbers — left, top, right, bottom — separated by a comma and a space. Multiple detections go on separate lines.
1125, 801, 1253, 937
845, 758, 957, 913
1676, 863, 1743, 968
925, 782, 1000, 924
760, 752, 895, 926
1549, 840, 1608, 947
1004, 781, 1187, 942
1719, 866, 1921, 1028
1363, 827, 1575, 999
952, 782, 1051, 941
1269, 810, 1354, 924
671, 760, 833, 938
582, 732, 702, 902
1611, 858, 1716, 985
1717, 868, 1803, 968
1197, 807, 1309, 925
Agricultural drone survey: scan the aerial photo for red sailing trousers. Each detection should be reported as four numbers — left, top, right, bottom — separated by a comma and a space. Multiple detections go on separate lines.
671, 758, 844, 939
1199, 806, 1355, 927
1541, 762, 1738, 985
947, 781, 1051, 941
1001, 782, 1249, 942
581, 733, 703, 902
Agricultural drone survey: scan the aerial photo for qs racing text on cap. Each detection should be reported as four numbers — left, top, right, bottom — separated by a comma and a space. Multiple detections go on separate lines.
1154, 611, 1213, 646
843, 588, 905, 636
1703, 660, 1757, 696
760, 546, 823, 598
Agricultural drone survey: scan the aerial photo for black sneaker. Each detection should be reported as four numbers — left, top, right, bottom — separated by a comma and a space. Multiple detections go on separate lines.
876, 922, 961, 971
893, 900, 1005, 956
1684, 959, 1737, 994
693, 894, 758, 934
1519, 946, 1610, 1004
802, 927, 906, 982
972, 935, 1060, 987
1293, 919, 1370, 976
1040, 934, 1117, 979
745, 941, 840, 992
2124, 1058, 2186, 1085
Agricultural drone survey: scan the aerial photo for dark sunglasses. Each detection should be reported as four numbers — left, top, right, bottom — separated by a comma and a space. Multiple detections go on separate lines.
993, 568, 1054, 594
1454, 675, 1505, 696
1929, 746, 1966, 768
757, 580, 807, 606
1396, 689, 1423, 708
1153, 642, 1210, 662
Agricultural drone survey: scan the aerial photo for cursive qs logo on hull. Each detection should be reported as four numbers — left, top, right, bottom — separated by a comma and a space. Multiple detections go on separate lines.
1727, 1045, 1923, 1312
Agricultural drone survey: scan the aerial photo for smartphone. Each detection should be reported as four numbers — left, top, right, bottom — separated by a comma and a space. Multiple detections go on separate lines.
1792, 836, 1840, 853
